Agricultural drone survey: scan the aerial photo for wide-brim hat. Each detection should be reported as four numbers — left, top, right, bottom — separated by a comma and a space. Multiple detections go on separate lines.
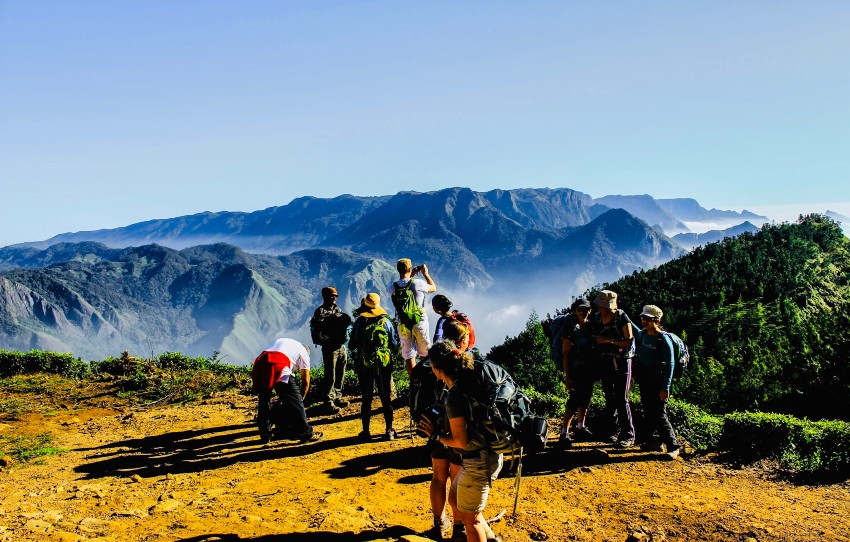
594, 289, 618, 309
360, 293, 387, 318
640, 305, 663, 320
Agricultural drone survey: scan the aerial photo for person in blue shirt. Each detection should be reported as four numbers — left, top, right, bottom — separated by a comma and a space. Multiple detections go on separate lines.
634, 305, 681, 459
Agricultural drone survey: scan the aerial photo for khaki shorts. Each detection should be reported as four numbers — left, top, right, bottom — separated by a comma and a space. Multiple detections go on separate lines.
398, 319, 431, 359
451, 451, 503, 514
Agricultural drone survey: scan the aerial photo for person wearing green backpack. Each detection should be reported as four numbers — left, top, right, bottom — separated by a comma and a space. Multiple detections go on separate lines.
349, 293, 400, 441
388, 258, 437, 377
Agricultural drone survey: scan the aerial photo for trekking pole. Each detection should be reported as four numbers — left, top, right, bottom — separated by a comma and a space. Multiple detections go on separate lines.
512, 446, 524, 518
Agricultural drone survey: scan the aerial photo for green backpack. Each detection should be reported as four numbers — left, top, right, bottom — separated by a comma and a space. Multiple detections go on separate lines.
360, 315, 393, 369
391, 280, 422, 328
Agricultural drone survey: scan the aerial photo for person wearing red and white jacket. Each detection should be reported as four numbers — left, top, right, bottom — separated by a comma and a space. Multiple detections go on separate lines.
251, 338, 323, 444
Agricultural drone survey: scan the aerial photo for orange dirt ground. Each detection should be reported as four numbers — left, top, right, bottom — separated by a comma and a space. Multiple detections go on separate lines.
1, 388, 849, 542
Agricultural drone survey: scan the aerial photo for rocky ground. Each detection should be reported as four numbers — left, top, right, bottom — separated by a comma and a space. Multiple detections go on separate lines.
1, 384, 849, 542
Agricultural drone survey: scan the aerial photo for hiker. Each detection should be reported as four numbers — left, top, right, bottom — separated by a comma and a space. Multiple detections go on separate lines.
388, 258, 436, 376
590, 290, 636, 448
423, 317, 471, 539
349, 293, 400, 441
310, 286, 353, 413
432, 294, 454, 343
250, 338, 323, 444
634, 305, 681, 459
556, 297, 596, 449
419, 340, 503, 542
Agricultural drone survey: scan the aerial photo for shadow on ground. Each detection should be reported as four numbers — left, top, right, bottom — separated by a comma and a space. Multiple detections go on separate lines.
174, 525, 420, 541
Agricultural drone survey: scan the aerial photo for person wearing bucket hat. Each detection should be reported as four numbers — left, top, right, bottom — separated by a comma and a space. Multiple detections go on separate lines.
590, 289, 637, 448
634, 305, 681, 458
310, 286, 353, 413
556, 297, 596, 449
349, 293, 400, 441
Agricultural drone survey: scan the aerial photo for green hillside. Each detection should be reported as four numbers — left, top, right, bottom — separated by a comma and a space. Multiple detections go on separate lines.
596, 214, 850, 420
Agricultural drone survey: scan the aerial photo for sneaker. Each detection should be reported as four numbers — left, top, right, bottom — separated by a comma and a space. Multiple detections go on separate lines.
616, 438, 635, 449
640, 441, 664, 453
259, 434, 272, 444
666, 444, 681, 459
299, 431, 324, 443
573, 426, 594, 441
323, 401, 341, 413
385, 428, 397, 441
607, 432, 620, 443
334, 397, 350, 408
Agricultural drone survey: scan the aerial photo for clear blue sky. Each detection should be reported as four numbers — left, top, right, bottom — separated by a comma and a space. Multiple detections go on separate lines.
1, 1, 849, 247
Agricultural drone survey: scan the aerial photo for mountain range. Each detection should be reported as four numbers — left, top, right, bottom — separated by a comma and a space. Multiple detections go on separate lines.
0, 187, 767, 362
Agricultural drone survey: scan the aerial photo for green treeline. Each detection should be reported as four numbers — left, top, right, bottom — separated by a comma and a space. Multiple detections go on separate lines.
607, 214, 850, 419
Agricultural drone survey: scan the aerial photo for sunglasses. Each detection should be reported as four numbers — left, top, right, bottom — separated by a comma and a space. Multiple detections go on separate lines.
640, 316, 658, 322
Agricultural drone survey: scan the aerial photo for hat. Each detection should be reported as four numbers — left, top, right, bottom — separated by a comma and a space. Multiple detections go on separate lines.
571, 297, 591, 311
321, 286, 338, 298
594, 290, 618, 309
360, 293, 388, 318
640, 305, 663, 320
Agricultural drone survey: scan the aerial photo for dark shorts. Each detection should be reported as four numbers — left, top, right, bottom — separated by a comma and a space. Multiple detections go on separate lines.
565, 362, 596, 411
431, 442, 462, 465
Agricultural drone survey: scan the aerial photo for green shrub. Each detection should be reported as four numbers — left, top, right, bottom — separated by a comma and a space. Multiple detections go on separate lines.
525, 388, 564, 418
0, 350, 89, 380
720, 412, 850, 480
667, 398, 723, 451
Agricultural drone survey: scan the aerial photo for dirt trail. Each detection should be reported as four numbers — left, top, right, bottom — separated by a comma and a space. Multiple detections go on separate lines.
1, 390, 849, 542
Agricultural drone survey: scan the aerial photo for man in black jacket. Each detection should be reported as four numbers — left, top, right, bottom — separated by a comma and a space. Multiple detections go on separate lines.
310, 286, 352, 413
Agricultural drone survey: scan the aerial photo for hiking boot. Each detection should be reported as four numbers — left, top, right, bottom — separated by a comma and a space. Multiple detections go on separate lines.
357, 430, 371, 441
259, 434, 272, 445
640, 441, 664, 453
666, 444, 681, 459
616, 438, 635, 449
299, 431, 324, 443
323, 401, 341, 413
431, 514, 451, 540
607, 432, 620, 443
450, 523, 466, 542
555, 433, 573, 450
573, 426, 594, 441
385, 428, 397, 441
334, 397, 350, 408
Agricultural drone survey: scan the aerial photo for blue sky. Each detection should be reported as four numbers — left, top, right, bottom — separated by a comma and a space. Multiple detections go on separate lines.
1, 1, 849, 247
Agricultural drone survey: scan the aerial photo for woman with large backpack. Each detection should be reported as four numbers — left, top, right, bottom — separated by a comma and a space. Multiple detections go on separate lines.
349, 293, 399, 441
634, 305, 681, 459
419, 340, 503, 542
591, 290, 636, 448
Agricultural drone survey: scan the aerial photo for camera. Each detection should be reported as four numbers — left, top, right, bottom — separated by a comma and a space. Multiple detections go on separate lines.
416, 403, 447, 439
411, 264, 424, 275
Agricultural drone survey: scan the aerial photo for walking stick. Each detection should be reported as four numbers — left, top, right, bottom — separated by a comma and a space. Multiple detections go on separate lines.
512, 446, 524, 517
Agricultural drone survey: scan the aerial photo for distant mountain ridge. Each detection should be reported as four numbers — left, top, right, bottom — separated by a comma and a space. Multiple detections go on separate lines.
0, 187, 765, 361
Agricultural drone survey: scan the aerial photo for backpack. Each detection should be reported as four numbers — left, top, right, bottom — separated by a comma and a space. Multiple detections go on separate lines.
449, 311, 476, 348
663, 331, 690, 378
460, 359, 548, 454
548, 313, 577, 365
359, 315, 394, 369
409, 358, 444, 423
391, 280, 423, 328
310, 308, 351, 347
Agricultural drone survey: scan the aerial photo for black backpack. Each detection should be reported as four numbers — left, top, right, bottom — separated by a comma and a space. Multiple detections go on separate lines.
409, 358, 444, 423
460, 359, 548, 454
